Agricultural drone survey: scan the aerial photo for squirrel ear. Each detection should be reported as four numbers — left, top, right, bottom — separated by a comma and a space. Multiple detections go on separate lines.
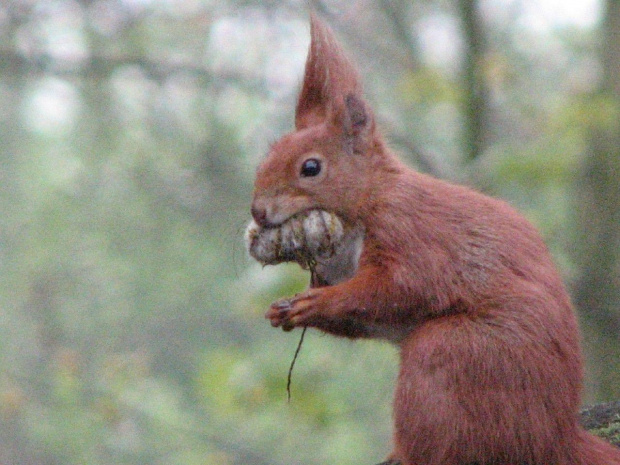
295, 14, 363, 130
333, 93, 375, 155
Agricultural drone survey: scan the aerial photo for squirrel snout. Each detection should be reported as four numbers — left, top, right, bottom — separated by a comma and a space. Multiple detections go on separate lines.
251, 204, 270, 228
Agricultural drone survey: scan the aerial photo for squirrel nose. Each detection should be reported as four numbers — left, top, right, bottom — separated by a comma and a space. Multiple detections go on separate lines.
251, 204, 269, 227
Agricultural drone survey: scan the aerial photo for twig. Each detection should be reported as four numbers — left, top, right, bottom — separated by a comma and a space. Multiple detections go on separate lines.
287, 326, 307, 403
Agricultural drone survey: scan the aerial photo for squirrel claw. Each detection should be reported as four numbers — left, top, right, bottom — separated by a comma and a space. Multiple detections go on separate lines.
266, 291, 320, 330
271, 299, 293, 311
281, 321, 295, 332
265, 298, 294, 328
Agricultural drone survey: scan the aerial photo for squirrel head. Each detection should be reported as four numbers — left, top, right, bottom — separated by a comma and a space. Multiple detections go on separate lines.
251, 15, 384, 229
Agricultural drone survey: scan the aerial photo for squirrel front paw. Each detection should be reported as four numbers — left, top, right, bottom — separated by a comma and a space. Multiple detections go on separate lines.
266, 298, 296, 331
265, 291, 320, 331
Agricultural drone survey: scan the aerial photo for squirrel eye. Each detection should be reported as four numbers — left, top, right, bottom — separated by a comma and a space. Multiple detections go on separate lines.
300, 158, 322, 177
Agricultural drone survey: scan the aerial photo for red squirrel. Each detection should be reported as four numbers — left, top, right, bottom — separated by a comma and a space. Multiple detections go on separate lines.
250, 15, 620, 465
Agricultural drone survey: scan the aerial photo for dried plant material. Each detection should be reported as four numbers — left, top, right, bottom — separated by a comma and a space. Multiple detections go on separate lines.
286, 325, 307, 403
245, 210, 345, 268
246, 210, 347, 402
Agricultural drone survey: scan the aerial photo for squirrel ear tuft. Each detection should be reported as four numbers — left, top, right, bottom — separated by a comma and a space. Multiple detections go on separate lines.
295, 14, 363, 130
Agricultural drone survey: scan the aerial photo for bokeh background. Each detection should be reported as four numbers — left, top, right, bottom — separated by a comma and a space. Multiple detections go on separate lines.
0, 0, 619, 464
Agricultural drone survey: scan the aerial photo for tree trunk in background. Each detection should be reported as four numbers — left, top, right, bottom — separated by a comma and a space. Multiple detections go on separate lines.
573, 0, 620, 401
458, 0, 489, 162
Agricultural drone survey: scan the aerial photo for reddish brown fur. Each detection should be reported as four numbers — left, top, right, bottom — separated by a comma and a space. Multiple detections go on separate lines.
252, 15, 620, 465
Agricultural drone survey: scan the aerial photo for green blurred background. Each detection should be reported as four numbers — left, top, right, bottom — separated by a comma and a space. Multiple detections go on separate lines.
0, 0, 619, 463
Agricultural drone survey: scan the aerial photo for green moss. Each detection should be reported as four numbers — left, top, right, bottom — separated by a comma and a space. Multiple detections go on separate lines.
590, 416, 620, 447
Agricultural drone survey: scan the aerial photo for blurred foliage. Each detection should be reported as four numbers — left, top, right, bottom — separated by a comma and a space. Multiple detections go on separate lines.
0, 0, 618, 464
